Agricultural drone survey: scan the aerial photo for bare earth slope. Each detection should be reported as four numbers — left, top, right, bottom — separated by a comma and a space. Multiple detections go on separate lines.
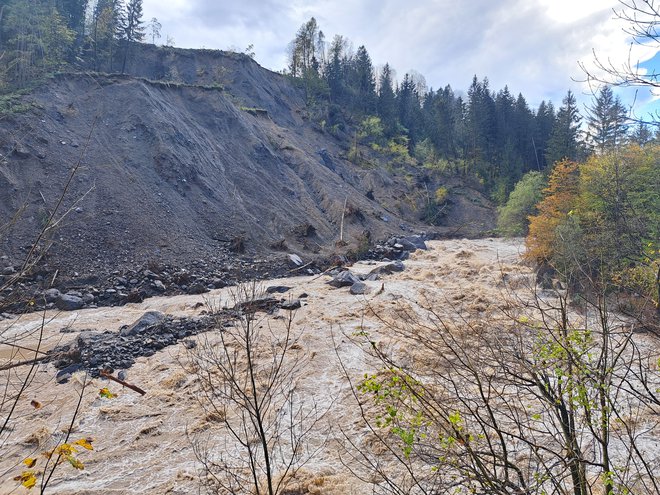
0, 47, 495, 281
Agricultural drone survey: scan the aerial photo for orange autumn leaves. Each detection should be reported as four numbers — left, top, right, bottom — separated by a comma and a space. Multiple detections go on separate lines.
525, 144, 660, 307
526, 159, 580, 262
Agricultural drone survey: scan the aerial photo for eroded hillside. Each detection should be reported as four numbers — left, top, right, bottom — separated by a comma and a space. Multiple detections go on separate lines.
0, 47, 494, 284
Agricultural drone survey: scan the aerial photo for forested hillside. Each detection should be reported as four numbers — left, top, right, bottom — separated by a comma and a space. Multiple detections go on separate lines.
0, 1, 655, 201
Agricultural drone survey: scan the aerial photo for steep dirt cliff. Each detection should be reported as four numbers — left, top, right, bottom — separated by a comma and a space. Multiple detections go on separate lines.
0, 46, 495, 281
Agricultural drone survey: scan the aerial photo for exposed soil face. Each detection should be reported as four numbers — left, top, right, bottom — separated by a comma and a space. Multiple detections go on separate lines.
0, 46, 495, 294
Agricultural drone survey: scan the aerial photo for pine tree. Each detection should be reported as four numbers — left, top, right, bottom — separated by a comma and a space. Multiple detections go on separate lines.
630, 121, 653, 145
586, 85, 628, 152
352, 45, 376, 114
397, 73, 422, 147
377, 63, 397, 137
119, 0, 145, 73
545, 90, 583, 166
533, 100, 555, 169
91, 0, 121, 71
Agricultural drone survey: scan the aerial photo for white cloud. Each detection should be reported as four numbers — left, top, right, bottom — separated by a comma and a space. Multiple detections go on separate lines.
142, 0, 660, 111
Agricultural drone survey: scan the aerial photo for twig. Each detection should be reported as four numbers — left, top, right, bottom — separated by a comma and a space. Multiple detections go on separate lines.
0, 355, 48, 371
100, 369, 146, 396
288, 260, 315, 273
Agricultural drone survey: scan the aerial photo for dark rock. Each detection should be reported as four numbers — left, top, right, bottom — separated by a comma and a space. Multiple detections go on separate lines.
403, 235, 427, 250
12, 144, 30, 158
369, 261, 405, 277
187, 283, 208, 295
210, 278, 227, 289
120, 311, 166, 337
82, 293, 95, 304
44, 288, 61, 303
125, 289, 145, 303
350, 282, 368, 295
2, 266, 15, 275
328, 270, 361, 288
280, 299, 302, 310
288, 254, 303, 267
298, 293, 309, 299
56, 294, 84, 311
77, 331, 102, 347
152, 280, 166, 292
56, 364, 82, 384
266, 285, 291, 294
233, 297, 279, 313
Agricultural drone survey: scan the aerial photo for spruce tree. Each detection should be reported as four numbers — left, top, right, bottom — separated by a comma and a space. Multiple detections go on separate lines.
545, 90, 583, 166
586, 85, 628, 152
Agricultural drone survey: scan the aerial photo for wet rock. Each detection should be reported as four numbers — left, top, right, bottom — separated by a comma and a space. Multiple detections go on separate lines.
369, 261, 405, 277
266, 285, 291, 294
152, 280, 166, 292
210, 278, 227, 289
233, 297, 279, 313
44, 288, 61, 303
280, 299, 301, 310
56, 364, 82, 384
120, 311, 166, 337
400, 235, 427, 251
187, 283, 208, 295
328, 270, 361, 288
350, 281, 368, 295
125, 289, 145, 303
56, 294, 84, 311
288, 254, 303, 267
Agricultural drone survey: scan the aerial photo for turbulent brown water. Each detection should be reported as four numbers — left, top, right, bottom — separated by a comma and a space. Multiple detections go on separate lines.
0, 238, 528, 494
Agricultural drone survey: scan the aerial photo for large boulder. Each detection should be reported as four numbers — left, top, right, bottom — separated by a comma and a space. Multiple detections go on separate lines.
120, 311, 166, 337
401, 235, 427, 251
328, 270, 361, 288
350, 282, 368, 295
368, 261, 405, 278
56, 294, 84, 311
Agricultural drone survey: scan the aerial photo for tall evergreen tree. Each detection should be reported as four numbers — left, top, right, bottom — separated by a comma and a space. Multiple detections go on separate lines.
533, 100, 555, 169
630, 121, 653, 145
377, 63, 397, 137
545, 90, 583, 165
352, 45, 376, 114
119, 0, 145, 73
397, 73, 422, 147
325, 34, 346, 104
586, 85, 628, 152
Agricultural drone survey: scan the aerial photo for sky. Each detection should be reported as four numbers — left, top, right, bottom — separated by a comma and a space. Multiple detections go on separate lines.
141, 0, 660, 119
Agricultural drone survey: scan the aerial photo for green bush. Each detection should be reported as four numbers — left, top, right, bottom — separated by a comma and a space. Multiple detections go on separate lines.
497, 171, 546, 236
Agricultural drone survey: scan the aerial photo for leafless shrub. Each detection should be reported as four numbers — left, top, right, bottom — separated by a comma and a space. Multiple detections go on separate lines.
339, 273, 660, 494
183, 282, 326, 495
